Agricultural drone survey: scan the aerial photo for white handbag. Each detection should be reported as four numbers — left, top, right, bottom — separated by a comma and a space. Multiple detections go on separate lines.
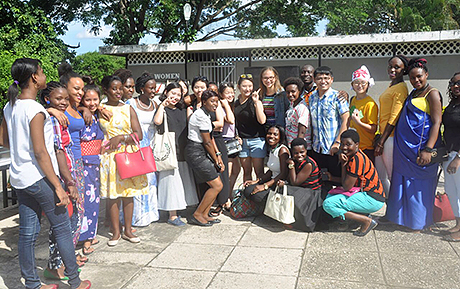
153, 111, 178, 171
264, 185, 295, 224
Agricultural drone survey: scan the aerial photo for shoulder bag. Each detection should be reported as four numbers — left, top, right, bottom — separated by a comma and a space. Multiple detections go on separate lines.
153, 111, 178, 171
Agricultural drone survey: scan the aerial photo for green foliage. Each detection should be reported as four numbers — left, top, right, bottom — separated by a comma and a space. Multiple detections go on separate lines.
0, 0, 70, 109
71, 52, 125, 84
321, 0, 460, 35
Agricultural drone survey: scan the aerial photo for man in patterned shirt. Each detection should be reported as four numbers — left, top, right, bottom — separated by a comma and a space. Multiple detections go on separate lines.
308, 66, 349, 183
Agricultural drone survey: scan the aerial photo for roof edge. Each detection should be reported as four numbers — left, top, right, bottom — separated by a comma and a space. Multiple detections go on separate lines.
99, 30, 460, 55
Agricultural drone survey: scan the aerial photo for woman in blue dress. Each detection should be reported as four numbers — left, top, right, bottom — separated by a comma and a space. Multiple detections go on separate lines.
79, 84, 104, 254
386, 58, 443, 231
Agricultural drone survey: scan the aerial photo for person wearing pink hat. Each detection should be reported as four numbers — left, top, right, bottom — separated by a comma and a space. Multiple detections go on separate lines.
348, 65, 378, 163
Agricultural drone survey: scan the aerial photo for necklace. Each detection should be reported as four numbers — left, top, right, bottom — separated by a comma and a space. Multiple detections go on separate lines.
270, 143, 281, 154
413, 83, 429, 98
137, 98, 152, 110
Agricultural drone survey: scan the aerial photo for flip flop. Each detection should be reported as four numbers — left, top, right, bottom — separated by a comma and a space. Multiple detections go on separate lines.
91, 239, 100, 245
43, 268, 69, 281
82, 246, 94, 256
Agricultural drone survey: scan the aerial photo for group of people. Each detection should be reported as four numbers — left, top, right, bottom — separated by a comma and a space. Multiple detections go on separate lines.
1, 55, 460, 288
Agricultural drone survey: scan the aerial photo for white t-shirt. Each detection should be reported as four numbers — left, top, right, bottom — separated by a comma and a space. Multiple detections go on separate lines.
187, 108, 212, 143
3, 99, 59, 189
285, 99, 312, 149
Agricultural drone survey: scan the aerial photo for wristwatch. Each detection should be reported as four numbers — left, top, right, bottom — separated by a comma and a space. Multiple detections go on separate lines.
264, 184, 269, 190
288, 163, 295, 170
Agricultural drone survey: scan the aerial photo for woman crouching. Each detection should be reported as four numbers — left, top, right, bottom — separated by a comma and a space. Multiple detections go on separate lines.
323, 129, 386, 236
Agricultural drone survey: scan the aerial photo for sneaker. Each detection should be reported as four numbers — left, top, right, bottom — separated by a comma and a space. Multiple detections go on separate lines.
168, 217, 186, 227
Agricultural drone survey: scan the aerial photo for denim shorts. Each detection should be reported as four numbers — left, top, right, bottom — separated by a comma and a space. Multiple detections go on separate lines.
239, 137, 267, 158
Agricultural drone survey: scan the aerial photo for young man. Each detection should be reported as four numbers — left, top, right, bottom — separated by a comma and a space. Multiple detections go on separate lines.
322, 129, 386, 236
300, 64, 316, 104
308, 66, 350, 181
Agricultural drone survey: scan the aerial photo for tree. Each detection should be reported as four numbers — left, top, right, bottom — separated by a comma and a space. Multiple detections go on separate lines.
32, 0, 324, 45
0, 0, 71, 109
320, 0, 460, 35
71, 52, 126, 84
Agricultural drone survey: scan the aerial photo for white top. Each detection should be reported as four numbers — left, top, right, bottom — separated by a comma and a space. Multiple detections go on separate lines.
128, 99, 156, 147
285, 99, 311, 149
267, 144, 288, 179
3, 99, 59, 189
188, 108, 212, 143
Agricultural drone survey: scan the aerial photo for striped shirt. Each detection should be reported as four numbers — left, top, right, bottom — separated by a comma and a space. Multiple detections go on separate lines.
309, 88, 349, 154
347, 149, 385, 202
285, 100, 311, 149
262, 94, 276, 127
296, 156, 321, 190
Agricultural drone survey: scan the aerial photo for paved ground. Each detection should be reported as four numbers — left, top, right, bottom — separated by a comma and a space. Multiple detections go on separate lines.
1, 198, 460, 289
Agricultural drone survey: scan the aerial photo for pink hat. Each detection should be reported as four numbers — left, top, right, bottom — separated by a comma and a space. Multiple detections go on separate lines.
352, 65, 374, 87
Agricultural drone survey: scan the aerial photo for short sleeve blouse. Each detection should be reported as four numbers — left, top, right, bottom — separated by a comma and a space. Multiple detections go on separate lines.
188, 108, 212, 143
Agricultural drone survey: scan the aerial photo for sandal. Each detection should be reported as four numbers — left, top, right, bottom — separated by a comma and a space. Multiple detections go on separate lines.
82, 246, 94, 256
91, 239, 99, 245
76, 254, 89, 263
209, 205, 223, 217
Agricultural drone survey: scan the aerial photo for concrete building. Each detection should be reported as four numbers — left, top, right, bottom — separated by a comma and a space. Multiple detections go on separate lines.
100, 30, 460, 103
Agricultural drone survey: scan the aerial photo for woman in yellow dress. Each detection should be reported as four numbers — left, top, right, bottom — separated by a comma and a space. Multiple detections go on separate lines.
99, 75, 148, 246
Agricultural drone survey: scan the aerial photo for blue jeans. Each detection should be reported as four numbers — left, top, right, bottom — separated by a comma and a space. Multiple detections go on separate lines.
16, 177, 81, 289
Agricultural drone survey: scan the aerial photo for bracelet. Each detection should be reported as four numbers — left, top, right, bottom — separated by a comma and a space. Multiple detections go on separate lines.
216, 152, 222, 156
123, 134, 128, 143
423, 146, 435, 153
65, 179, 76, 187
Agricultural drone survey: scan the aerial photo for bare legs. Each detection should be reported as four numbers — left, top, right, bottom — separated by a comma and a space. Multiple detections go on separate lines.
344, 212, 372, 232
193, 177, 223, 224
108, 197, 136, 241
240, 157, 264, 182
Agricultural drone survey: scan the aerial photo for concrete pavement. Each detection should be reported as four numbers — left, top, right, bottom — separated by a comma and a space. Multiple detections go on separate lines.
1, 199, 460, 289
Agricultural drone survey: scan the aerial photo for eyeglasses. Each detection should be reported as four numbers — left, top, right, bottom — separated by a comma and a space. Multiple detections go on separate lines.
262, 76, 275, 81
449, 80, 460, 87
240, 74, 253, 79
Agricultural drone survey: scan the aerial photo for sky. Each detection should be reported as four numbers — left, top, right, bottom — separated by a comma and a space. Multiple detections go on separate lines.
60, 20, 328, 55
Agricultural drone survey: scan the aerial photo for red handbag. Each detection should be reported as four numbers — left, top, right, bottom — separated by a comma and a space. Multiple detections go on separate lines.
115, 133, 157, 180
433, 191, 455, 223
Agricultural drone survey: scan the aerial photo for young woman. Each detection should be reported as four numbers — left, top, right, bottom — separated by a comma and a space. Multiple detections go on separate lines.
283, 138, 322, 231
374, 55, 409, 195
1, 58, 91, 289
348, 65, 378, 163
283, 77, 311, 148
259, 66, 290, 128
234, 75, 266, 181
154, 83, 198, 226
99, 75, 148, 245
219, 82, 240, 204
185, 76, 208, 110
386, 58, 443, 231
441, 72, 460, 241
185, 90, 224, 226
79, 84, 104, 253
39, 82, 80, 279
114, 68, 135, 102
58, 64, 88, 264
127, 72, 160, 227
175, 78, 189, 98
323, 130, 385, 237
243, 125, 289, 203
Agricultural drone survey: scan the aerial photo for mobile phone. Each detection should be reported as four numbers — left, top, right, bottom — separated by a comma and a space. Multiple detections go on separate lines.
321, 168, 329, 181
214, 163, 222, 172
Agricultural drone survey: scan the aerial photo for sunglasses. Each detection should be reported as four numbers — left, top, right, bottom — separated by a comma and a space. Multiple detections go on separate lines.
193, 76, 208, 82
240, 74, 253, 79
449, 80, 460, 87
